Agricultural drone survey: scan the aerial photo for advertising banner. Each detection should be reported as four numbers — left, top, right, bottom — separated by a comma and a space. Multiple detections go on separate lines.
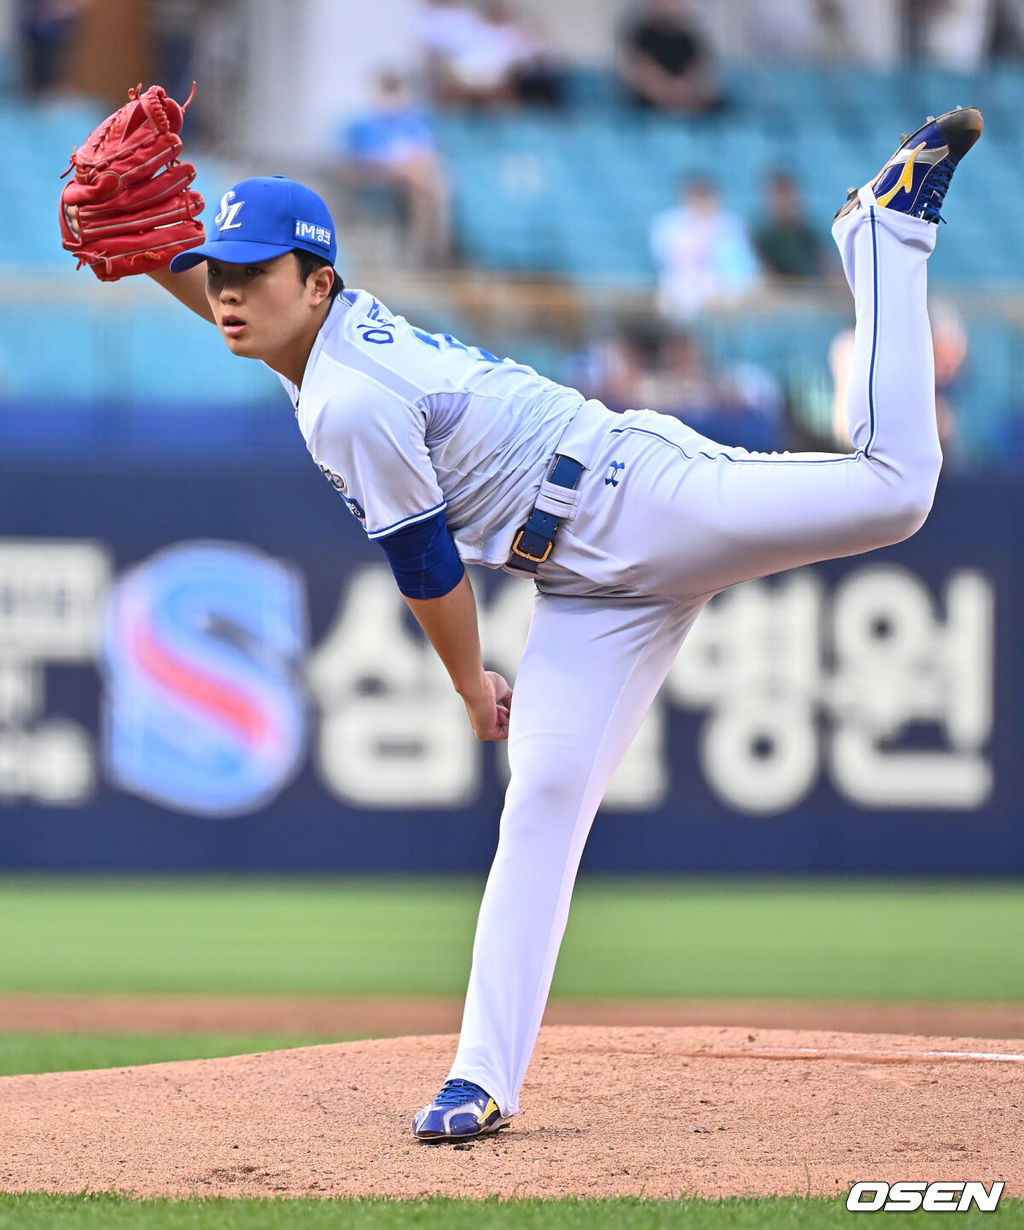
0, 459, 1019, 873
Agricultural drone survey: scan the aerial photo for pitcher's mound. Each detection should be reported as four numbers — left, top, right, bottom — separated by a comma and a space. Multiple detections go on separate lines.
1, 1026, 1020, 1200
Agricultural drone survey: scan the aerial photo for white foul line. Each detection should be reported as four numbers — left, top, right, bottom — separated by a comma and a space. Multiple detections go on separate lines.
609, 1044, 1024, 1065
922, 1050, 1024, 1062
754, 1046, 1024, 1064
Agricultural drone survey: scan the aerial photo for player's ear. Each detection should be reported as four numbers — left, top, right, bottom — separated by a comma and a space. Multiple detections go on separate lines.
308, 264, 335, 305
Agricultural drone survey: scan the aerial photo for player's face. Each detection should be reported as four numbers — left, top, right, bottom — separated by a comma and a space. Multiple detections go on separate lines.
204, 253, 323, 377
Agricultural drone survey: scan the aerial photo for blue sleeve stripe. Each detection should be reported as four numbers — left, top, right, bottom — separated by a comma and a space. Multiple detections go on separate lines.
367, 501, 448, 539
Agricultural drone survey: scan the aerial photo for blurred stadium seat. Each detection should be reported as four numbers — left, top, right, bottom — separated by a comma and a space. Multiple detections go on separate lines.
3, 64, 1024, 465
433, 64, 1022, 286
7, 65, 1019, 280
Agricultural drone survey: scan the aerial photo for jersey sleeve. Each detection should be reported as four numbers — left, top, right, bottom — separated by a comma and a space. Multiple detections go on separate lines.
308, 378, 446, 539
377, 507, 465, 599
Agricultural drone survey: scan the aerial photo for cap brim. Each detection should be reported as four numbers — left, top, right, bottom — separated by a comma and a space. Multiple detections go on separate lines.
169, 239, 296, 273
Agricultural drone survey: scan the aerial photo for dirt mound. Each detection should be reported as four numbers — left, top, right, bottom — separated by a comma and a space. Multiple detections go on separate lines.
1, 1026, 1021, 1200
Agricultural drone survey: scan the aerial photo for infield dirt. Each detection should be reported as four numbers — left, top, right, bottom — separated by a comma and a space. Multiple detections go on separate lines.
0, 1024, 1020, 1200
3, 994, 1024, 1038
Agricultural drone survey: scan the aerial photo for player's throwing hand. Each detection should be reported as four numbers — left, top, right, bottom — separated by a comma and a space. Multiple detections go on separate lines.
463, 671, 513, 742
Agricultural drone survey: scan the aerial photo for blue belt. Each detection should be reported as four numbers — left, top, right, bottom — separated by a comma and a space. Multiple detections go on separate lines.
507, 454, 584, 574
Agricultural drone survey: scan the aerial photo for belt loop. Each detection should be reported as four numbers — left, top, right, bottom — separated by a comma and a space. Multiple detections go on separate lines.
507, 454, 585, 573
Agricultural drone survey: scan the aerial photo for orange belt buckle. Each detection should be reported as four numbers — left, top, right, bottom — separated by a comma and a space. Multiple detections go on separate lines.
511, 529, 552, 564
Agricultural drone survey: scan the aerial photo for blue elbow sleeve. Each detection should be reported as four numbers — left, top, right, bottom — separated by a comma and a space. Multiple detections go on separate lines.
378, 510, 465, 599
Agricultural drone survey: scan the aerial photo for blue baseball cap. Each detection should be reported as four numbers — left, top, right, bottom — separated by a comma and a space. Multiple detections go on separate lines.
170, 175, 338, 272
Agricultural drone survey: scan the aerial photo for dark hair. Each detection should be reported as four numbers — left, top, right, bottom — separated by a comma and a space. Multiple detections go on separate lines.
293, 249, 344, 299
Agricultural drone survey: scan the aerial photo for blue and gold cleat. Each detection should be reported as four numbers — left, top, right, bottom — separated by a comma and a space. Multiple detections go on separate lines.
835, 106, 983, 223
412, 1078, 511, 1142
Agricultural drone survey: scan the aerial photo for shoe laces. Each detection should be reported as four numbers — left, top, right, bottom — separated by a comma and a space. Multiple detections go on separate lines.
919, 157, 954, 223
433, 1079, 485, 1107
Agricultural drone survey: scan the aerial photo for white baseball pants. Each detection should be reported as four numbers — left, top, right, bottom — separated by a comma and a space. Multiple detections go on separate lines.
449, 203, 941, 1115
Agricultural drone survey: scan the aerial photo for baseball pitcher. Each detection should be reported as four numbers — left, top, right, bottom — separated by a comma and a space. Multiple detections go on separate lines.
59, 88, 982, 1140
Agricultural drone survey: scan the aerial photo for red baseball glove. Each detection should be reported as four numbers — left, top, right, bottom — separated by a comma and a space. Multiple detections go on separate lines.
59, 83, 206, 282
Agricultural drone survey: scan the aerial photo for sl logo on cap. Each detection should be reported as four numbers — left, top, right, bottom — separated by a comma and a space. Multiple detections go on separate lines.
295, 219, 332, 248
215, 190, 244, 231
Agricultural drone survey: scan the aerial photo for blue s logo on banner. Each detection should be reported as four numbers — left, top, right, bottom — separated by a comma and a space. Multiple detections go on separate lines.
101, 542, 309, 816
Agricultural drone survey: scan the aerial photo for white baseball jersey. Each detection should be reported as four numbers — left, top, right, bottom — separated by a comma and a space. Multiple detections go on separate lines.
276, 289, 584, 566
284, 209, 944, 1124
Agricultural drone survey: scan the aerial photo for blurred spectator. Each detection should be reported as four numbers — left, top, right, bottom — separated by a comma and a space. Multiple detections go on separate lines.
573, 325, 786, 452
417, 0, 563, 108
710, 360, 789, 452
571, 328, 658, 413
479, 2, 564, 107
189, 1, 245, 150
650, 175, 762, 323
18, 0, 89, 97
572, 326, 717, 415
151, 0, 243, 148
830, 299, 968, 458
781, 0, 901, 66
417, 0, 486, 96
752, 172, 827, 281
904, 0, 996, 71
616, 0, 724, 115
828, 328, 857, 447
819, 0, 995, 69
743, 0, 1003, 68
649, 331, 786, 450
740, 0, 849, 62
990, 0, 1024, 57
152, 0, 203, 110
341, 71, 452, 265
640, 328, 720, 416
929, 299, 970, 459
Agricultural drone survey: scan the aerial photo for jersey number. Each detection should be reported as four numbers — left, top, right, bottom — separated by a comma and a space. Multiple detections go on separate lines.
410, 326, 499, 365
356, 315, 500, 366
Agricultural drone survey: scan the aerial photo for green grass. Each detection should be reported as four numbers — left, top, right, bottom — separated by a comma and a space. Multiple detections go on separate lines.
1, 1195, 1021, 1229
0, 1033, 343, 1077
1, 876, 1022, 1002
2, 881, 1022, 1222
